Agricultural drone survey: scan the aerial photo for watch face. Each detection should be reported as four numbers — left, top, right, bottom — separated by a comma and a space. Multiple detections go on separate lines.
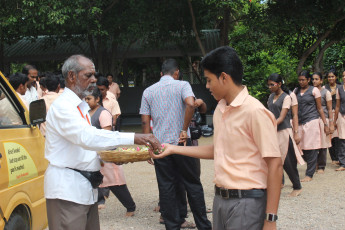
266, 213, 278, 222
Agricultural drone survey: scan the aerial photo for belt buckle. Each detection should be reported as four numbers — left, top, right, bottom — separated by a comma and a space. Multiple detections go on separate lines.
220, 188, 229, 199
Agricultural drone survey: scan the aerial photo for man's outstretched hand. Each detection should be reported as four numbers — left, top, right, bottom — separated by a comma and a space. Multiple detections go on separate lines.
134, 133, 161, 153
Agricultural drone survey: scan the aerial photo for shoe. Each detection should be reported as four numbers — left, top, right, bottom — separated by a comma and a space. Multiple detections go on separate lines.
181, 221, 196, 229
335, 166, 345, 171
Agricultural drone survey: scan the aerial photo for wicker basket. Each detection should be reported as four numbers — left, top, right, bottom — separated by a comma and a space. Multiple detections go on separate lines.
98, 146, 151, 163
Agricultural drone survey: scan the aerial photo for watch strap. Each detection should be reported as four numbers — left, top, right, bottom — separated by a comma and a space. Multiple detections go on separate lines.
265, 213, 278, 222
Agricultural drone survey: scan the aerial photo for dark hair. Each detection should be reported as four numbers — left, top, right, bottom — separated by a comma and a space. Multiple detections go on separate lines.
45, 73, 60, 92
96, 77, 109, 88
22, 65, 37, 75
201, 46, 243, 85
9, 73, 29, 90
39, 77, 47, 88
295, 70, 311, 95
312, 72, 323, 80
89, 87, 103, 106
267, 73, 289, 94
106, 73, 113, 78
58, 74, 65, 89
161, 59, 179, 76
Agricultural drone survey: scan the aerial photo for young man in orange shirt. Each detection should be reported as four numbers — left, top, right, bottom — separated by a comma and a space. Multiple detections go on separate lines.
152, 46, 283, 230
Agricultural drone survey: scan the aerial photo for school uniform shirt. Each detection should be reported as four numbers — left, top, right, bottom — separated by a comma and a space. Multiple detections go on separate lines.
213, 86, 281, 190
335, 87, 345, 139
23, 86, 38, 104
296, 87, 322, 150
39, 91, 60, 136
103, 91, 121, 116
44, 87, 134, 205
319, 88, 332, 148
267, 93, 305, 165
109, 82, 121, 99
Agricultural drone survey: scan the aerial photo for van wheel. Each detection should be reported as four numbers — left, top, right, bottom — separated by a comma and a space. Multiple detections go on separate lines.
4, 214, 29, 230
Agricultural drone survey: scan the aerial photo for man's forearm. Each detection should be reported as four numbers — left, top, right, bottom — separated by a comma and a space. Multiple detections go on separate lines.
182, 104, 194, 131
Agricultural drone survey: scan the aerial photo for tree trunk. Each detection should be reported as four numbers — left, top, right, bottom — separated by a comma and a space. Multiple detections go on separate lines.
88, 34, 97, 63
314, 40, 337, 73
187, 0, 206, 56
296, 29, 332, 74
220, 6, 230, 46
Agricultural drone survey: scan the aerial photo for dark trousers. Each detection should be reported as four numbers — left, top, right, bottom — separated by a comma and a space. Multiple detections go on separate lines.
283, 137, 302, 189
97, 185, 136, 212
337, 139, 345, 167
154, 141, 211, 230
317, 148, 327, 170
329, 137, 339, 161
302, 149, 318, 178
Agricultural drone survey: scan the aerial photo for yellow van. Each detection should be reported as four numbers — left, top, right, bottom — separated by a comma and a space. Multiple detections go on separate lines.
0, 71, 48, 230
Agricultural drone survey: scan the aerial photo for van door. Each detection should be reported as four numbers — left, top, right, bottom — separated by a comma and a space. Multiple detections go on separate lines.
0, 74, 48, 230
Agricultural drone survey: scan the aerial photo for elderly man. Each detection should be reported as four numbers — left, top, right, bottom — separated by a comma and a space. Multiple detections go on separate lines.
44, 55, 161, 230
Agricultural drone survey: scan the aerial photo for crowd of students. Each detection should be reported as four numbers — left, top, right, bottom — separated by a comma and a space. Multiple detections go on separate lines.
266, 69, 345, 197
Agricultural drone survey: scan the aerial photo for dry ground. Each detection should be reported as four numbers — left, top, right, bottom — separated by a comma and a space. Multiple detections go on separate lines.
97, 126, 345, 230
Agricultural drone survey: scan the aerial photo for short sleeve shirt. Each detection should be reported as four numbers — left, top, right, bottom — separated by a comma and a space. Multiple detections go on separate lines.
213, 86, 281, 190
140, 75, 194, 144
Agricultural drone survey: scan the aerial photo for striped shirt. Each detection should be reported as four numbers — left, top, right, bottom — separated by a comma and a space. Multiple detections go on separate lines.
140, 75, 194, 145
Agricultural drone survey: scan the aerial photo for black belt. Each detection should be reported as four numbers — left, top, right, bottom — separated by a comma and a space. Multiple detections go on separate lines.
215, 186, 266, 199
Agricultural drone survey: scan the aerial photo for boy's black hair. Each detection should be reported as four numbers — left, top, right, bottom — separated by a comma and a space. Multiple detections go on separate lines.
9, 72, 29, 90
161, 59, 179, 76
96, 77, 109, 88
200, 46, 243, 85
45, 73, 60, 92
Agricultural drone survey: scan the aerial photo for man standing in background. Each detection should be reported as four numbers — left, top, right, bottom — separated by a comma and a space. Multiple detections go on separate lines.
140, 59, 212, 230
22, 64, 39, 104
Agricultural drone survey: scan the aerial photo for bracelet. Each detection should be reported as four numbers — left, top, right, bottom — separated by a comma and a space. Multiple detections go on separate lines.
181, 130, 187, 133
294, 130, 298, 134
324, 123, 329, 127
329, 119, 334, 122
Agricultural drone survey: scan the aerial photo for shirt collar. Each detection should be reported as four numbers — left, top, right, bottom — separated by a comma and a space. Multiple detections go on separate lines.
63, 87, 83, 107
160, 75, 174, 81
218, 86, 249, 111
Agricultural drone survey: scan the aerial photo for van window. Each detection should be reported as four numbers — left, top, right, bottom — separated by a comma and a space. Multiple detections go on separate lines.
0, 88, 24, 126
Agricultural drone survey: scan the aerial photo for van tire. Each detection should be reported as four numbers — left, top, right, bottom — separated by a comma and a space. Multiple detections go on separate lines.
4, 214, 29, 230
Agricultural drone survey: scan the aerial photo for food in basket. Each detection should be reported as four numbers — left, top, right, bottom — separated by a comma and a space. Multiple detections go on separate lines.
98, 144, 165, 163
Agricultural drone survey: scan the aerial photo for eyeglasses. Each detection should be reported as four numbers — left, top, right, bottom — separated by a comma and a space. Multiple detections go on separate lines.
267, 83, 278, 88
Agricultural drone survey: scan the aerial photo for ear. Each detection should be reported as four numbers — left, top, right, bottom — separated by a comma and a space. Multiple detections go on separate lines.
67, 71, 76, 84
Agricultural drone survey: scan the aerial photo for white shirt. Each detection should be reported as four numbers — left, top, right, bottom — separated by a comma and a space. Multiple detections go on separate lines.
24, 86, 38, 104
44, 87, 134, 205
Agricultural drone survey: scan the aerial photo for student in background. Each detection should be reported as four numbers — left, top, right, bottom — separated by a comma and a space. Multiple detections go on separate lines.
325, 70, 342, 165
333, 70, 345, 171
9, 72, 29, 109
294, 70, 329, 182
267, 73, 304, 197
312, 72, 334, 174
40, 73, 61, 137
85, 88, 136, 217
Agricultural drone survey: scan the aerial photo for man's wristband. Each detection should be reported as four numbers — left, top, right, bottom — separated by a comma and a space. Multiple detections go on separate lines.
265, 213, 278, 222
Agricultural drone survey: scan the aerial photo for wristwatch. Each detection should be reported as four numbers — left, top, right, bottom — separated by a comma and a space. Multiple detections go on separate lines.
265, 213, 278, 222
